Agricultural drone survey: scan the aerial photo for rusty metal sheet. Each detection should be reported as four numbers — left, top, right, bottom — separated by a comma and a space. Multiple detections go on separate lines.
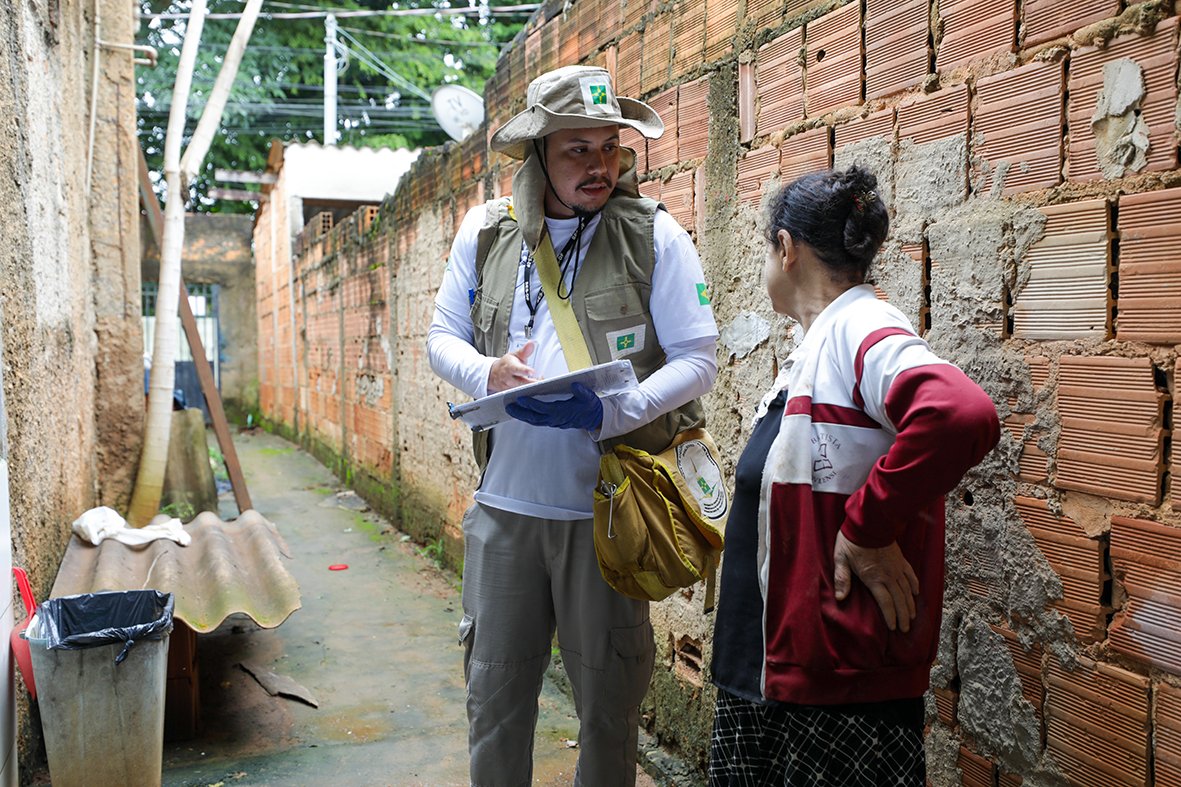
50, 510, 301, 634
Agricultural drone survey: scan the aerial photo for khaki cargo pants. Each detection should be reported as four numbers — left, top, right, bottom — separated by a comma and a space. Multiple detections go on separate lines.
459, 503, 655, 787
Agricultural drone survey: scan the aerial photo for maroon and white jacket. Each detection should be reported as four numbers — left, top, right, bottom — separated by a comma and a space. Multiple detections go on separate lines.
756, 285, 999, 704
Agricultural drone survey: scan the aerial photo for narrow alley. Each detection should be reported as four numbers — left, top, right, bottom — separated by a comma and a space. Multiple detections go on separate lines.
145, 428, 649, 787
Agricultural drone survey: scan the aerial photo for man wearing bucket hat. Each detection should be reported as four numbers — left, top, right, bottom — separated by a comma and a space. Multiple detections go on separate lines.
428, 65, 719, 785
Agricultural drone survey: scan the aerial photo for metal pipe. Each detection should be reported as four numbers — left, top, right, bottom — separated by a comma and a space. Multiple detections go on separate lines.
99, 41, 158, 66
86, 0, 101, 194
87, 0, 157, 192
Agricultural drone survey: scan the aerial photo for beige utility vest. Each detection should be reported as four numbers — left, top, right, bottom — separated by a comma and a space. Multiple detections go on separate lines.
469, 194, 705, 469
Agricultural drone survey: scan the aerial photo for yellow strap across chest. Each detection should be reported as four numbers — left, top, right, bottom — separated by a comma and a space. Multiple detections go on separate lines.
532, 231, 593, 371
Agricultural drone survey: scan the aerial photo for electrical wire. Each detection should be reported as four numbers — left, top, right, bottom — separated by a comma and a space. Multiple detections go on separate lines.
165, 43, 489, 58
334, 26, 433, 101
141, 5, 540, 20
338, 25, 499, 47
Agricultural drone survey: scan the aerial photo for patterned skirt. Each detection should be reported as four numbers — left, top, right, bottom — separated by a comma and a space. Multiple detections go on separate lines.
708, 688, 925, 787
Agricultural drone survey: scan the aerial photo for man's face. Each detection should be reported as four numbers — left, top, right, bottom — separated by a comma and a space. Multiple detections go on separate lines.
541, 125, 621, 218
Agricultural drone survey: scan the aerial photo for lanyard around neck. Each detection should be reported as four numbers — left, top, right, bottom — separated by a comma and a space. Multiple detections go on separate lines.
527, 230, 593, 371
521, 219, 586, 339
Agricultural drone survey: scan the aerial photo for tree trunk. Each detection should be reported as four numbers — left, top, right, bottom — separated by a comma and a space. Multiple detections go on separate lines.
127, 0, 263, 524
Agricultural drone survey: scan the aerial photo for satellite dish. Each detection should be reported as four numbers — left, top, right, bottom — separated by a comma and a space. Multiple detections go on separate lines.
431, 84, 485, 142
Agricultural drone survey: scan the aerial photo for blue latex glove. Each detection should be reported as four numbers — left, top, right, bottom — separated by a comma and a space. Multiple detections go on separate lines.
505, 382, 603, 430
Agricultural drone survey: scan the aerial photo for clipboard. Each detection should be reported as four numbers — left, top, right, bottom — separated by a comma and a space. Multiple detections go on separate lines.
448, 359, 638, 432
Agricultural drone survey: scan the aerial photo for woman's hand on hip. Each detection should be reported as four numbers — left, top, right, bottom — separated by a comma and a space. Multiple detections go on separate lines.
833, 532, 920, 633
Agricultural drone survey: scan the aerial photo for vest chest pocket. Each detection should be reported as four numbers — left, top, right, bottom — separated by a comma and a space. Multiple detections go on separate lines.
470, 292, 500, 351
584, 285, 655, 363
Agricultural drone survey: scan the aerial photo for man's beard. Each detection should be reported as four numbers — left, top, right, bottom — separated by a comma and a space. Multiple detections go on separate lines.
571, 178, 612, 217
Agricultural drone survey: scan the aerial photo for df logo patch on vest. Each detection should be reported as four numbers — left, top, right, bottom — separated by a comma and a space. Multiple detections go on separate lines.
606, 325, 646, 360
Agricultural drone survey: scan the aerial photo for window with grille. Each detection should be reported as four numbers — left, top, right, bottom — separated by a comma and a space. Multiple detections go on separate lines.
142, 281, 221, 388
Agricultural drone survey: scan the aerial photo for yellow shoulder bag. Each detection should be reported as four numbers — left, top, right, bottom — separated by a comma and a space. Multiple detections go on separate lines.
534, 232, 727, 610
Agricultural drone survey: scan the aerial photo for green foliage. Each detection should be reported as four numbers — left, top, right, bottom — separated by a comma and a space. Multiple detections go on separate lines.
208, 443, 229, 481
136, 0, 527, 212
417, 536, 446, 569
161, 500, 197, 521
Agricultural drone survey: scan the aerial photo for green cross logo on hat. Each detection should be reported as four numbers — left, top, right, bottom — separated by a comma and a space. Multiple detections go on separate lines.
489, 66, 665, 160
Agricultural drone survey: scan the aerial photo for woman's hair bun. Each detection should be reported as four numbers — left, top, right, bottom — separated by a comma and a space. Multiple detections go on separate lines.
764, 164, 890, 281
838, 166, 888, 268
836, 166, 879, 196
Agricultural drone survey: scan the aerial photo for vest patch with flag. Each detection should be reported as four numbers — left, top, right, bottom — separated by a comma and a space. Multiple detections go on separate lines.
579, 76, 615, 116
606, 324, 646, 360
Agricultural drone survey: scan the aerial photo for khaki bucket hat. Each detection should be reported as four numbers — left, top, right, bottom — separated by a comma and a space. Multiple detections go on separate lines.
491, 65, 665, 159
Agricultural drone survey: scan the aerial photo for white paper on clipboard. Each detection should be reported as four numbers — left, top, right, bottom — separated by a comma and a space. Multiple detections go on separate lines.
448, 359, 638, 432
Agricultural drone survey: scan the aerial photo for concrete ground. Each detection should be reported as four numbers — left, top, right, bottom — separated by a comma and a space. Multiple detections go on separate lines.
159, 428, 660, 787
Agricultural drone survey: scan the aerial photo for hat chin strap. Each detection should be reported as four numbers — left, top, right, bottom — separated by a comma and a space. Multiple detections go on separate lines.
530, 138, 596, 299
532, 138, 602, 221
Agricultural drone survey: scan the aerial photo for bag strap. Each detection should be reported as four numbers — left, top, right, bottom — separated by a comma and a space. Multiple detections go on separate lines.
703, 561, 717, 614
533, 231, 593, 371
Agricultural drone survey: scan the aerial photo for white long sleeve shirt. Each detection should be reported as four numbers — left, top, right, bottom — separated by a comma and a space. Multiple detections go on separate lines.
428, 204, 719, 520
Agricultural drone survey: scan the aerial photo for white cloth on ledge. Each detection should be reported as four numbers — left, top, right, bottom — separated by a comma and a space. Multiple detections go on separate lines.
72, 506, 192, 547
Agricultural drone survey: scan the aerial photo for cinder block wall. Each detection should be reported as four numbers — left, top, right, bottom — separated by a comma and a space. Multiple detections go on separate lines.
257, 0, 1181, 782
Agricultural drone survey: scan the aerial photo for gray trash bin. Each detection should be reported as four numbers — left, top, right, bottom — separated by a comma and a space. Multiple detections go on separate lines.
25, 590, 174, 787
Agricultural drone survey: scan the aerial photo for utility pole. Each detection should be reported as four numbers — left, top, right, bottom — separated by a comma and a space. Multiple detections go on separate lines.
324, 14, 338, 145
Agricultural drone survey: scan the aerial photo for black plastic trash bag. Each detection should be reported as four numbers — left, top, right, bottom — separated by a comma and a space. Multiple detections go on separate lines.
36, 590, 174, 664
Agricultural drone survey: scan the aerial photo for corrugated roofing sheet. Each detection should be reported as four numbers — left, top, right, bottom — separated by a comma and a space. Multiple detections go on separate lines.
50, 510, 301, 634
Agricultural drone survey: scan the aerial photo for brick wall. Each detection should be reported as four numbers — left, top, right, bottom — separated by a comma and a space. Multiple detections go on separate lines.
256, 0, 1181, 781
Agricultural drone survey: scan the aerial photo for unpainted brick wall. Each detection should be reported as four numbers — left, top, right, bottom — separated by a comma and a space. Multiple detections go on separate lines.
256, 0, 1181, 782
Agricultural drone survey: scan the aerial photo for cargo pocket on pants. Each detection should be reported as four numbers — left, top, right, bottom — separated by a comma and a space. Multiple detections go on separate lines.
606, 620, 655, 709
458, 613, 474, 648
459, 614, 476, 686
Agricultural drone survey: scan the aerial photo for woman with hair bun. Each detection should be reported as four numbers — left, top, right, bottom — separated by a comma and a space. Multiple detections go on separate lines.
707, 166, 1000, 786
